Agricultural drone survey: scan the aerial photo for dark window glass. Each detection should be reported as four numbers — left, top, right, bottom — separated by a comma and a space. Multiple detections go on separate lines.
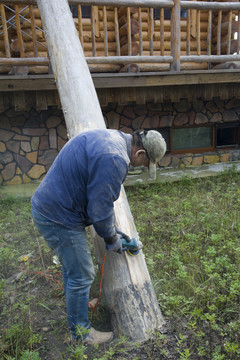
159, 128, 170, 152
70, 5, 91, 18
154, 8, 187, 20
172, 127, 213, 151
216, 123, 239, 148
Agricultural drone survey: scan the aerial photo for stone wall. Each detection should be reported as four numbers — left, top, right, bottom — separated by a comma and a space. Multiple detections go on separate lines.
1, 98, 240, 185
103, 98, 240, 168
0, 108, 68, 185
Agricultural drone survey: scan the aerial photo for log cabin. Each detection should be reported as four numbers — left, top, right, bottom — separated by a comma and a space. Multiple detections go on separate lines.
1, 0, 240, 185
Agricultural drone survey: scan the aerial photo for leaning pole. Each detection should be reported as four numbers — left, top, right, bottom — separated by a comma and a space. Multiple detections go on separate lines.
37, 0, 164, 341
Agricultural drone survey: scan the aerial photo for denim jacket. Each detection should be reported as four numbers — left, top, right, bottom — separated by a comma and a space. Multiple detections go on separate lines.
31, 129, 131, 238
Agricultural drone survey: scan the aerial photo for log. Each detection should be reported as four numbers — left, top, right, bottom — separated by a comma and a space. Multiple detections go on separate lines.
119, 63, 140, 72
137, 62, 170, 71
120, 41, 140, 55
171, 0, 181, 71
180, 61, 209, 70
213, 61, 240, 69
88, 63, 121, 72
37, 0, 164, 341
212, 39, 238, 54
118, 6, 138, 18
119, 18, 139, 37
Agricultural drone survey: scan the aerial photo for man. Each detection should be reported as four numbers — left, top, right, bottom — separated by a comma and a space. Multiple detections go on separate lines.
31, 128, 166, 344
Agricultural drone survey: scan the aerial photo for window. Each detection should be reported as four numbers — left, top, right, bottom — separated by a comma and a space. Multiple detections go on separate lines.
216, 123, 240, 148
148, 124, 240, 154
70, 5, 91, 18
154, 9, 187, 20
172, 127, 213, 151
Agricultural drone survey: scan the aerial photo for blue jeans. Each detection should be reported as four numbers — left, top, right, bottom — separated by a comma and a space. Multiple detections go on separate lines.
32, 206, 95, 339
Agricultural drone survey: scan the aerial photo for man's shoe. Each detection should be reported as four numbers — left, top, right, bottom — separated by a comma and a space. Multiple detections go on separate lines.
84, 327, 113, 345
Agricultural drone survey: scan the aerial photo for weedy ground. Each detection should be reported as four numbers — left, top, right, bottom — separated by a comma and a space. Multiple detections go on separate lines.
0, 166, 240, 360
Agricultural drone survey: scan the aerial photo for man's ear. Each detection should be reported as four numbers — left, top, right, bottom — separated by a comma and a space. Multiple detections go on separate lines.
135, 149, 146, 158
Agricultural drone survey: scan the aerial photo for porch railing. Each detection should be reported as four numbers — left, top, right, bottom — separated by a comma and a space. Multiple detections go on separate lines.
0, 0, 240, 74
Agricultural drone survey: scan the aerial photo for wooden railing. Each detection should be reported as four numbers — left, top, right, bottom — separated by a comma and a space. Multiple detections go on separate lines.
0, 0, 240, 75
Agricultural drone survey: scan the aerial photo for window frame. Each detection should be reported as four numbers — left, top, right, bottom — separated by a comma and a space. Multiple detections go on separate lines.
215, 122, 240, 149
170, 124, 215, 154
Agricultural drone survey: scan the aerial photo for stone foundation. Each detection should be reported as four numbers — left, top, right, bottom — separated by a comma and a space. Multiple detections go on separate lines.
1, 98, 240, 185
0, 108, 68, 185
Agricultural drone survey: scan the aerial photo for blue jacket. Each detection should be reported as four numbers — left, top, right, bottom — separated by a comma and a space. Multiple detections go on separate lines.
31, 129, 132, 238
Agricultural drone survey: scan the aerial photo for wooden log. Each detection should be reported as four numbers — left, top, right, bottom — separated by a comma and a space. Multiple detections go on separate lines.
180, 61, 208, 70
212, 20, 238, 39
207, 9, 212, 56
171, 0, 180, 71
119, 63, 140, 72
120, 41, 139, 55
84, 50, 116, 56
127, 7, 132, 55
37, 0, 165, 342
21, 18, 42, 29
103, 6, 108, 56
0, 57, 49, 65
148, 7, 154, 55
2, 0, 174, 6
227, 11, 233, 55
181, 2, 240, 11
160, 7, 164, 55
213, 61, 240, 69
138, 7, 143, 55
86, 54, 173, 63
114, 7, 120, 55
118, 6, 138, 18
29, 4, 39, 56
137, 62, 170, 71
28, 65, 49, 73
88, 63, 121, 72
0, 4, 11, 57
181, 54, 240, 63
0, 65, 12, 73
15, 4, 25, 57
119, 18, 139, 37
212, 40, 238, 55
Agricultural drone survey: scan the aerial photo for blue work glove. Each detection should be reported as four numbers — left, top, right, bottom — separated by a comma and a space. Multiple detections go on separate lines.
116, 229, 131, 243
104, 233, 122, 254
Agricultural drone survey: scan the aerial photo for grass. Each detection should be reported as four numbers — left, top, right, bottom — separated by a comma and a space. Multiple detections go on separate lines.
0, 167, 240, 359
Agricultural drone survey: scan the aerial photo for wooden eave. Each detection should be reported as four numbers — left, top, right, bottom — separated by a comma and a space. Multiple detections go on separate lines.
1, 69, 240, 92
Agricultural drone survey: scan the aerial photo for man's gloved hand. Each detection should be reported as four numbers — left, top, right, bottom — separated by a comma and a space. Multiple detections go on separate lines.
104, 233, 122, 254
116, 229, 131, 243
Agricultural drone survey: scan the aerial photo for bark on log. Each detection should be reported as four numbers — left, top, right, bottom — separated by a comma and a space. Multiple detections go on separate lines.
37, 0, 165, 341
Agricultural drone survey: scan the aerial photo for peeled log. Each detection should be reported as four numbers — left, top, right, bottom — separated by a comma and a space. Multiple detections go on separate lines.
120, 41, 140, 55
119, 18, 139, 37
37, 0, 165, 341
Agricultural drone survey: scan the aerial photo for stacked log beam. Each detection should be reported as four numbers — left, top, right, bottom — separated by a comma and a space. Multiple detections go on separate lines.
211, 0, 239, 55
118, 7, 140, 56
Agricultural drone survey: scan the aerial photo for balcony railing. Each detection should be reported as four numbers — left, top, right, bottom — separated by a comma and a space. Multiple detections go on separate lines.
0, 0, 240, 75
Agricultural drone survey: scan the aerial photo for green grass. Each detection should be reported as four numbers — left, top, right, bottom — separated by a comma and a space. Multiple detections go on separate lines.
0, 168, 240, 359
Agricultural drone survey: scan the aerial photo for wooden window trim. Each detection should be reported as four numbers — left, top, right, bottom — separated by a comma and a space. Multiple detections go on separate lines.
170, 124, 215, 154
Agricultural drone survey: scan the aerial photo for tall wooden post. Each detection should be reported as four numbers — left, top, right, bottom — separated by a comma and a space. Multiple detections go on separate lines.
171, 0, 181, 71
37, 0, 164, 341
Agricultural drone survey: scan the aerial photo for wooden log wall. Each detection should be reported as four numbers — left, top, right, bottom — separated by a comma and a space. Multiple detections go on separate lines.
0, 1, 239, 74
211, 0, 239, 56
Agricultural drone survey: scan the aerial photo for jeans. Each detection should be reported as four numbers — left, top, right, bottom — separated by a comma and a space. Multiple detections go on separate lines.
32, 206, 95, 339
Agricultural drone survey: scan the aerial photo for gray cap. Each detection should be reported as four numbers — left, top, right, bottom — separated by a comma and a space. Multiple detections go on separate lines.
140, 130, 166, 180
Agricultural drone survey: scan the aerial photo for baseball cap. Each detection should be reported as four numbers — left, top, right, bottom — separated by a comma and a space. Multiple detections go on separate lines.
140, 130, 166, 180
